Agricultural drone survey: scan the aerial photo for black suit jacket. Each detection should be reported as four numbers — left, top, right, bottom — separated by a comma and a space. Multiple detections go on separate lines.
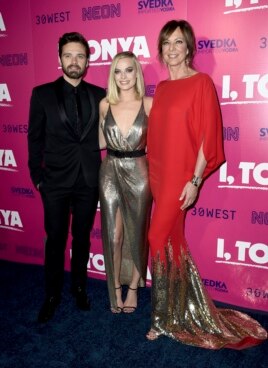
28, 77, 106, 188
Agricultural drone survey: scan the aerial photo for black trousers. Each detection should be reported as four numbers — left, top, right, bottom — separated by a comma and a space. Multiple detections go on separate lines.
40, 170, 99, 297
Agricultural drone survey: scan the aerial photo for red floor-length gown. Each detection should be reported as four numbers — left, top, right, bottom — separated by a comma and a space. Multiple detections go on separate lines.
147, 72, 267, 349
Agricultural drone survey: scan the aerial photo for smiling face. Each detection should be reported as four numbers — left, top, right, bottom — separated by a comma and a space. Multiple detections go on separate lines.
59, 42, 88, 84
161, 27, 188, 68
114, 57, 137, 92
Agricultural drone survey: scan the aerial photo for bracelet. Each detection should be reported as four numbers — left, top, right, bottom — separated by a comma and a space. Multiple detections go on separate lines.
191, 175, 202, 187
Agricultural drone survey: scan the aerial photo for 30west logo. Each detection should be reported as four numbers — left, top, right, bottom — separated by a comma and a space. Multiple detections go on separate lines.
2, 124, 28, 134
0, 209, 23, 232
216, 238, 268, 269
191, 207, 236, 220
89, 36, 150, 65
221, 74, 268, 105
219, 161, 268, 190
35, 11, 70, 25
224, 0, 268, 13
0, 149, 17, 172
0, 84, 12, 107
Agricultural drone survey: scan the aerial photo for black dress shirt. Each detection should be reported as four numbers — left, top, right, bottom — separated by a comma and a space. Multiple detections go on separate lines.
62, 79, 90, 136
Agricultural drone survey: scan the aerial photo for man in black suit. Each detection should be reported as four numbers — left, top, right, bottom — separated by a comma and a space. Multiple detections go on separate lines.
28, 32, 106, 323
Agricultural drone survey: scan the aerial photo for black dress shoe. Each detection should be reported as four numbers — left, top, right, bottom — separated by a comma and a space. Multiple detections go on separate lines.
37, 296, 61, 323
72, 287, 90, 311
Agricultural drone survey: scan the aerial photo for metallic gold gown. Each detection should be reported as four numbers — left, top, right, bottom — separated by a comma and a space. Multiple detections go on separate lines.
147, 73, 267, 349
99, 102, 152, 310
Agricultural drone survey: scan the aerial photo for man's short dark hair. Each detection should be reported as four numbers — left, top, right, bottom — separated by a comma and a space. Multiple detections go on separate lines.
58, 32, 90, 59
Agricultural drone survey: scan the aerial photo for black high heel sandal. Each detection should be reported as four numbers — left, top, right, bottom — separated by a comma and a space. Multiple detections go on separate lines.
111, 285, 123, 313
123, 286, 138, 313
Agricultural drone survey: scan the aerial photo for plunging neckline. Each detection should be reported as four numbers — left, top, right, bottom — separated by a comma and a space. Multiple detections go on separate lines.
109, 102, 143, 140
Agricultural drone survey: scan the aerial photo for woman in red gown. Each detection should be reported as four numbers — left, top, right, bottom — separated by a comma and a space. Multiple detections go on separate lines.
146, 19, 267, 349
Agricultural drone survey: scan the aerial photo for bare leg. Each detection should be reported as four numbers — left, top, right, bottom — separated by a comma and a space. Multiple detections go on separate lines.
123, 264, 140, 313
111, 208, 124, 313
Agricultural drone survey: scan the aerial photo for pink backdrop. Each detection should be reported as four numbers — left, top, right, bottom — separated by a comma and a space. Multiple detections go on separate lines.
0, 0, 267, 312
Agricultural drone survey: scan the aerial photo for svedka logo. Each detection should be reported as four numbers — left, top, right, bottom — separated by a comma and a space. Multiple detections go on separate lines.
0, 12, 7, 37
0, 209, 23, 232
219, 161, 268, 191
138, 0, 175, 13
11, 187, 35, 198
146, 84, 156, 97
224, 0, 268, 14
260, 127, 268, 140
0, 84, 12, 107
0, 149, 18, 172
88, 36, 150, 66
82, 3, 121, 20
221, 74, 268, 105
216, 238, 268, 270
197, 38, 238, 54
90, 227, 101, 239
202, 279, 228, 293
35, 11, 70, 25
16, 245, 43, 258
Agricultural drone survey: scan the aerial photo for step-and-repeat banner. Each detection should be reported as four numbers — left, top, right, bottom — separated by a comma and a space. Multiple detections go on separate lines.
0, 0, 267, 312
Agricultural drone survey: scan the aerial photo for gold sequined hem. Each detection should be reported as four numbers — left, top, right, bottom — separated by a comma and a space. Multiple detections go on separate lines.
150, 239, 267, 350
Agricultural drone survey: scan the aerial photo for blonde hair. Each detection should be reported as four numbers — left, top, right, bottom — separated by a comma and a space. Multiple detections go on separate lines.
106, 51, 145, 104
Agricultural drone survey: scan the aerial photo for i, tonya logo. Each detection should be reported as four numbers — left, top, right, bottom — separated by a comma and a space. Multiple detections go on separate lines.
216, 238, 268, 270
70, 249, 152, 281
0, 84, 12, 107
70, 249, 153, 280
219, 162, 268, 191
0, 12, 7, 37
88, 36, 150, 66
87, 252, 105, 275
0, 209, 23, 232
221, 74, 268, 105
0, 149, 17, 172
224, 0, 268, 14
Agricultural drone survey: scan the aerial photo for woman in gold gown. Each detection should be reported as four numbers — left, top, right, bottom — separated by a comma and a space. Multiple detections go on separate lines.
99, 52, 152, 313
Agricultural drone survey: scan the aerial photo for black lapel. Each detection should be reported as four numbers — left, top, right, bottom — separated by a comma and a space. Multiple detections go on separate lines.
81, 82, 97, 140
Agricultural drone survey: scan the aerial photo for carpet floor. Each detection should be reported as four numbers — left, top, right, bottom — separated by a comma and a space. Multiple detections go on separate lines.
0, 260, 267, 368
